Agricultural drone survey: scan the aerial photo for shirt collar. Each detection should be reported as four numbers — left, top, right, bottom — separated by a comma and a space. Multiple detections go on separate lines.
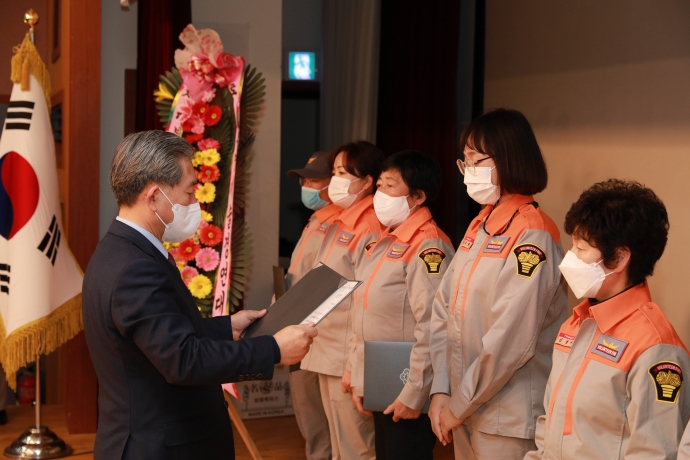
572, 282, 652, 333
313, 203, 343, 223
338, 194, 374, 229
383, 207, 433, 244
116, 216, 168, 258
483, 194, 534, 235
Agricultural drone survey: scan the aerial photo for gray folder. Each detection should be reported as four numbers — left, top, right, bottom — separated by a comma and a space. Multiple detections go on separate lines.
363, 341, 430, 413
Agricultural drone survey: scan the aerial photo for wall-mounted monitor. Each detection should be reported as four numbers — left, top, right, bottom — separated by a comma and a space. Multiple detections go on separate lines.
288, 52, 316, 81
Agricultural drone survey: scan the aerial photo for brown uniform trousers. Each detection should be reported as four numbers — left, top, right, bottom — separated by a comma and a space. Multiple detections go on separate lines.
286, 203, 342, 460
430, 194, 568, 460
525, 283, 690, 460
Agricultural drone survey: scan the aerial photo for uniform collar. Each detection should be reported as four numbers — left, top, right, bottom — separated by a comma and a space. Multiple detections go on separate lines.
482, 194, 534, 235
572, 282, 652, 333
338, 194, 374, 229
313, 203, 342, 223
384, 207, 432, 244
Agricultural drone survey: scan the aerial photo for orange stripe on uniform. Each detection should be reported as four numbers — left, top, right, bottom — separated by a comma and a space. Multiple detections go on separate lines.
547, 374, 563, 429
460, 254, 483, 318
362, 240, 394, 310
563, 357, 591, 436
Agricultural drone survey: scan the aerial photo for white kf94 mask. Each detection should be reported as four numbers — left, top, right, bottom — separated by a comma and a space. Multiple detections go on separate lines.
558, 250, 613, 299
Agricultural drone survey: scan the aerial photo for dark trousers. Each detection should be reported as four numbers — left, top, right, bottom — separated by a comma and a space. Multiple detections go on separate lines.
373, 411, 437, 460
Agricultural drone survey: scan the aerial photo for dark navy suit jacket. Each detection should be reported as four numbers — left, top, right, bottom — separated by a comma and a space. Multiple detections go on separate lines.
82, 220, 278, 460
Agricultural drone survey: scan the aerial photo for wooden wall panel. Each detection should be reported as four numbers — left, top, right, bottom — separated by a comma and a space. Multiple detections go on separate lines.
62, 0, 100, 434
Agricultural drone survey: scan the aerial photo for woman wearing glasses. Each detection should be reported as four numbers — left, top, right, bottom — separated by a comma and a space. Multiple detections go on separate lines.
428, 108, 568, 459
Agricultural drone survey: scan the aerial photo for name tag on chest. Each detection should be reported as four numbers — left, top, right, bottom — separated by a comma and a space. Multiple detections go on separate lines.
555, 332, 576, 348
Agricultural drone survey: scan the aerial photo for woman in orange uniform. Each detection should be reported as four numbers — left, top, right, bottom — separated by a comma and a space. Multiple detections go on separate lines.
348, 150, 455, 460
526, 180, 690, 460
300, 141, 384, 460
429, 109, 568, 459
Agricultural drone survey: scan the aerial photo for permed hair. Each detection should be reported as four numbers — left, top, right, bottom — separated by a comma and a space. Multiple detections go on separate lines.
564, 179, 669, 286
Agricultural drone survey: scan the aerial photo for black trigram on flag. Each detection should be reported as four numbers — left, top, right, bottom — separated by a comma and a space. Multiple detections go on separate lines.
37, 215, 61, 266
0, 264, 9, 294
4, 100, 34, 131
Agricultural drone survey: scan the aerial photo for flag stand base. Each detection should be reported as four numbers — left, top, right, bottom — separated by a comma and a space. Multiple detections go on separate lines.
3, 426, 73, 459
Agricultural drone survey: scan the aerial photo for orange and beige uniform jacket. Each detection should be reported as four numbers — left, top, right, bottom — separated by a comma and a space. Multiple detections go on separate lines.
525, 283, 690, 460
286, 203, 343, 289
349, 207, 455, 410
300, 195, 383, 377
430, 194, 568, 439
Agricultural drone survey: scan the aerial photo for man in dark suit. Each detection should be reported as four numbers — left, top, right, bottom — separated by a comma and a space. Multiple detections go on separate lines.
83, 131, 317, 460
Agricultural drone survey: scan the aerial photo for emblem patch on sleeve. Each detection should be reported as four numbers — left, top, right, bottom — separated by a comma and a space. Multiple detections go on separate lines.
418, 247, 447, 274
365, 241, 377, 252
483, 236, 510, 254
590, 334, 628, 363
316, 222, 330, 234
336, 231, 354, 246
649, 361, 683, 404
513, 244, 546, 278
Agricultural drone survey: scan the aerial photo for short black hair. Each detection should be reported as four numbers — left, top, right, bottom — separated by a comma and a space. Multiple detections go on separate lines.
381, 150, 442, 206
460, 108, 547, 195
329, 141, 385, 192
564, 179, 669, 286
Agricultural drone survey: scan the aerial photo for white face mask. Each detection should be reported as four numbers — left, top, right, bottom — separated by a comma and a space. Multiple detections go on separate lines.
558, 250, 613, 299
155, 188, 202, 243
461, 163, 500, 205
328, 176, 363, 209
373, 191, 416, 228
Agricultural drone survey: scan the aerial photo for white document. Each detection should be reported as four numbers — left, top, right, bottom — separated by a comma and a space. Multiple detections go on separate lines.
300, 280, 360, 325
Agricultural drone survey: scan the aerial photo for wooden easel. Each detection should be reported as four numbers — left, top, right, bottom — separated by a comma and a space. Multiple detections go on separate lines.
224, 390, 263, 460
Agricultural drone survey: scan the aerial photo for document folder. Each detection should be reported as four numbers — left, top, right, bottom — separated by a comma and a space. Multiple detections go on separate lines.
242, 264, 361, 339
363, 341, 430, 413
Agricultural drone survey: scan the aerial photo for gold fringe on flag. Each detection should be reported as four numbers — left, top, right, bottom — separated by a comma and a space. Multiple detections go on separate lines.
0, 294, 82, 390
10, 32, 52, 112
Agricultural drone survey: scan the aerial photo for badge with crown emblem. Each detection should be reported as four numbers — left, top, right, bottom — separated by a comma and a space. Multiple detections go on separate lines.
483, 235, 510, 254
590, 334, 628, 363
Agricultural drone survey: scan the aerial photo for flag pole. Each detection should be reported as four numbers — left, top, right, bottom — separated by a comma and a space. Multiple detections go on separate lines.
3, 9, 73, 459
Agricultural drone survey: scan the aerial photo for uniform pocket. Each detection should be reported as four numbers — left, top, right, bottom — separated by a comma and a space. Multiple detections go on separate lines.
163, 412, 217, 447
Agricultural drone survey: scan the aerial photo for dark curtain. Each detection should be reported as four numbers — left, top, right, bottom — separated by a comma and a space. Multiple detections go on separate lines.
135, 0, 192, 132
376, 0, 462, 244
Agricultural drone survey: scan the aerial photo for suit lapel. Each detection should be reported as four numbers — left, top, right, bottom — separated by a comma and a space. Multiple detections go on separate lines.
108, 220, 205, 332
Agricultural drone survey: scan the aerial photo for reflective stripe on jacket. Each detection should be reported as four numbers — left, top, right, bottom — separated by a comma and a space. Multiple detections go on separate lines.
526, 283, 690, 460
300, 195, 383, 377
286, 203, 342, 289
430, 194, 568, 439
350, 207, 455, 410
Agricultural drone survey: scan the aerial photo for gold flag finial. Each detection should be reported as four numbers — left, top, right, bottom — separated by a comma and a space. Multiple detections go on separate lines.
24, 9, 39, 43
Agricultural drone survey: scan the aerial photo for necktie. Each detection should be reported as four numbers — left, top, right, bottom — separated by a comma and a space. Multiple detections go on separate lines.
167, 252, 176, 266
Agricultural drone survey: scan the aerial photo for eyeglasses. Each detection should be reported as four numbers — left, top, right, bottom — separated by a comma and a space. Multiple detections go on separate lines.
457, 155, 494, 176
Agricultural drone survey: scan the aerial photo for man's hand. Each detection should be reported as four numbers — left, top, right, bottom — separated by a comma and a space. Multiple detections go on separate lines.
429, 393, 451, 445
341, 370, 352, 394
383, 398, 420, 422
230, 309, 267, 341
274, 324, 318, 365
439, 404, 462, 446
351, 391, 373, 416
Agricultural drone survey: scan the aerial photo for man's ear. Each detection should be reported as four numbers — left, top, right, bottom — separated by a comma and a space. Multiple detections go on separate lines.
363, 175, 374, 193
611, 247, 631, 274
144, 184, 161, 212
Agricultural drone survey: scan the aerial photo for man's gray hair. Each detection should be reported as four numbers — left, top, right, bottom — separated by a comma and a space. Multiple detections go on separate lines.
110, 131, 194, 206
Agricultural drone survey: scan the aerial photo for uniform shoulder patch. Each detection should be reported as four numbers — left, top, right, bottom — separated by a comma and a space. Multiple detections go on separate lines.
365, 240, 377, 252
649, 361, 683, 404
513, 243, 547, 278
418, 247, 446, 274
